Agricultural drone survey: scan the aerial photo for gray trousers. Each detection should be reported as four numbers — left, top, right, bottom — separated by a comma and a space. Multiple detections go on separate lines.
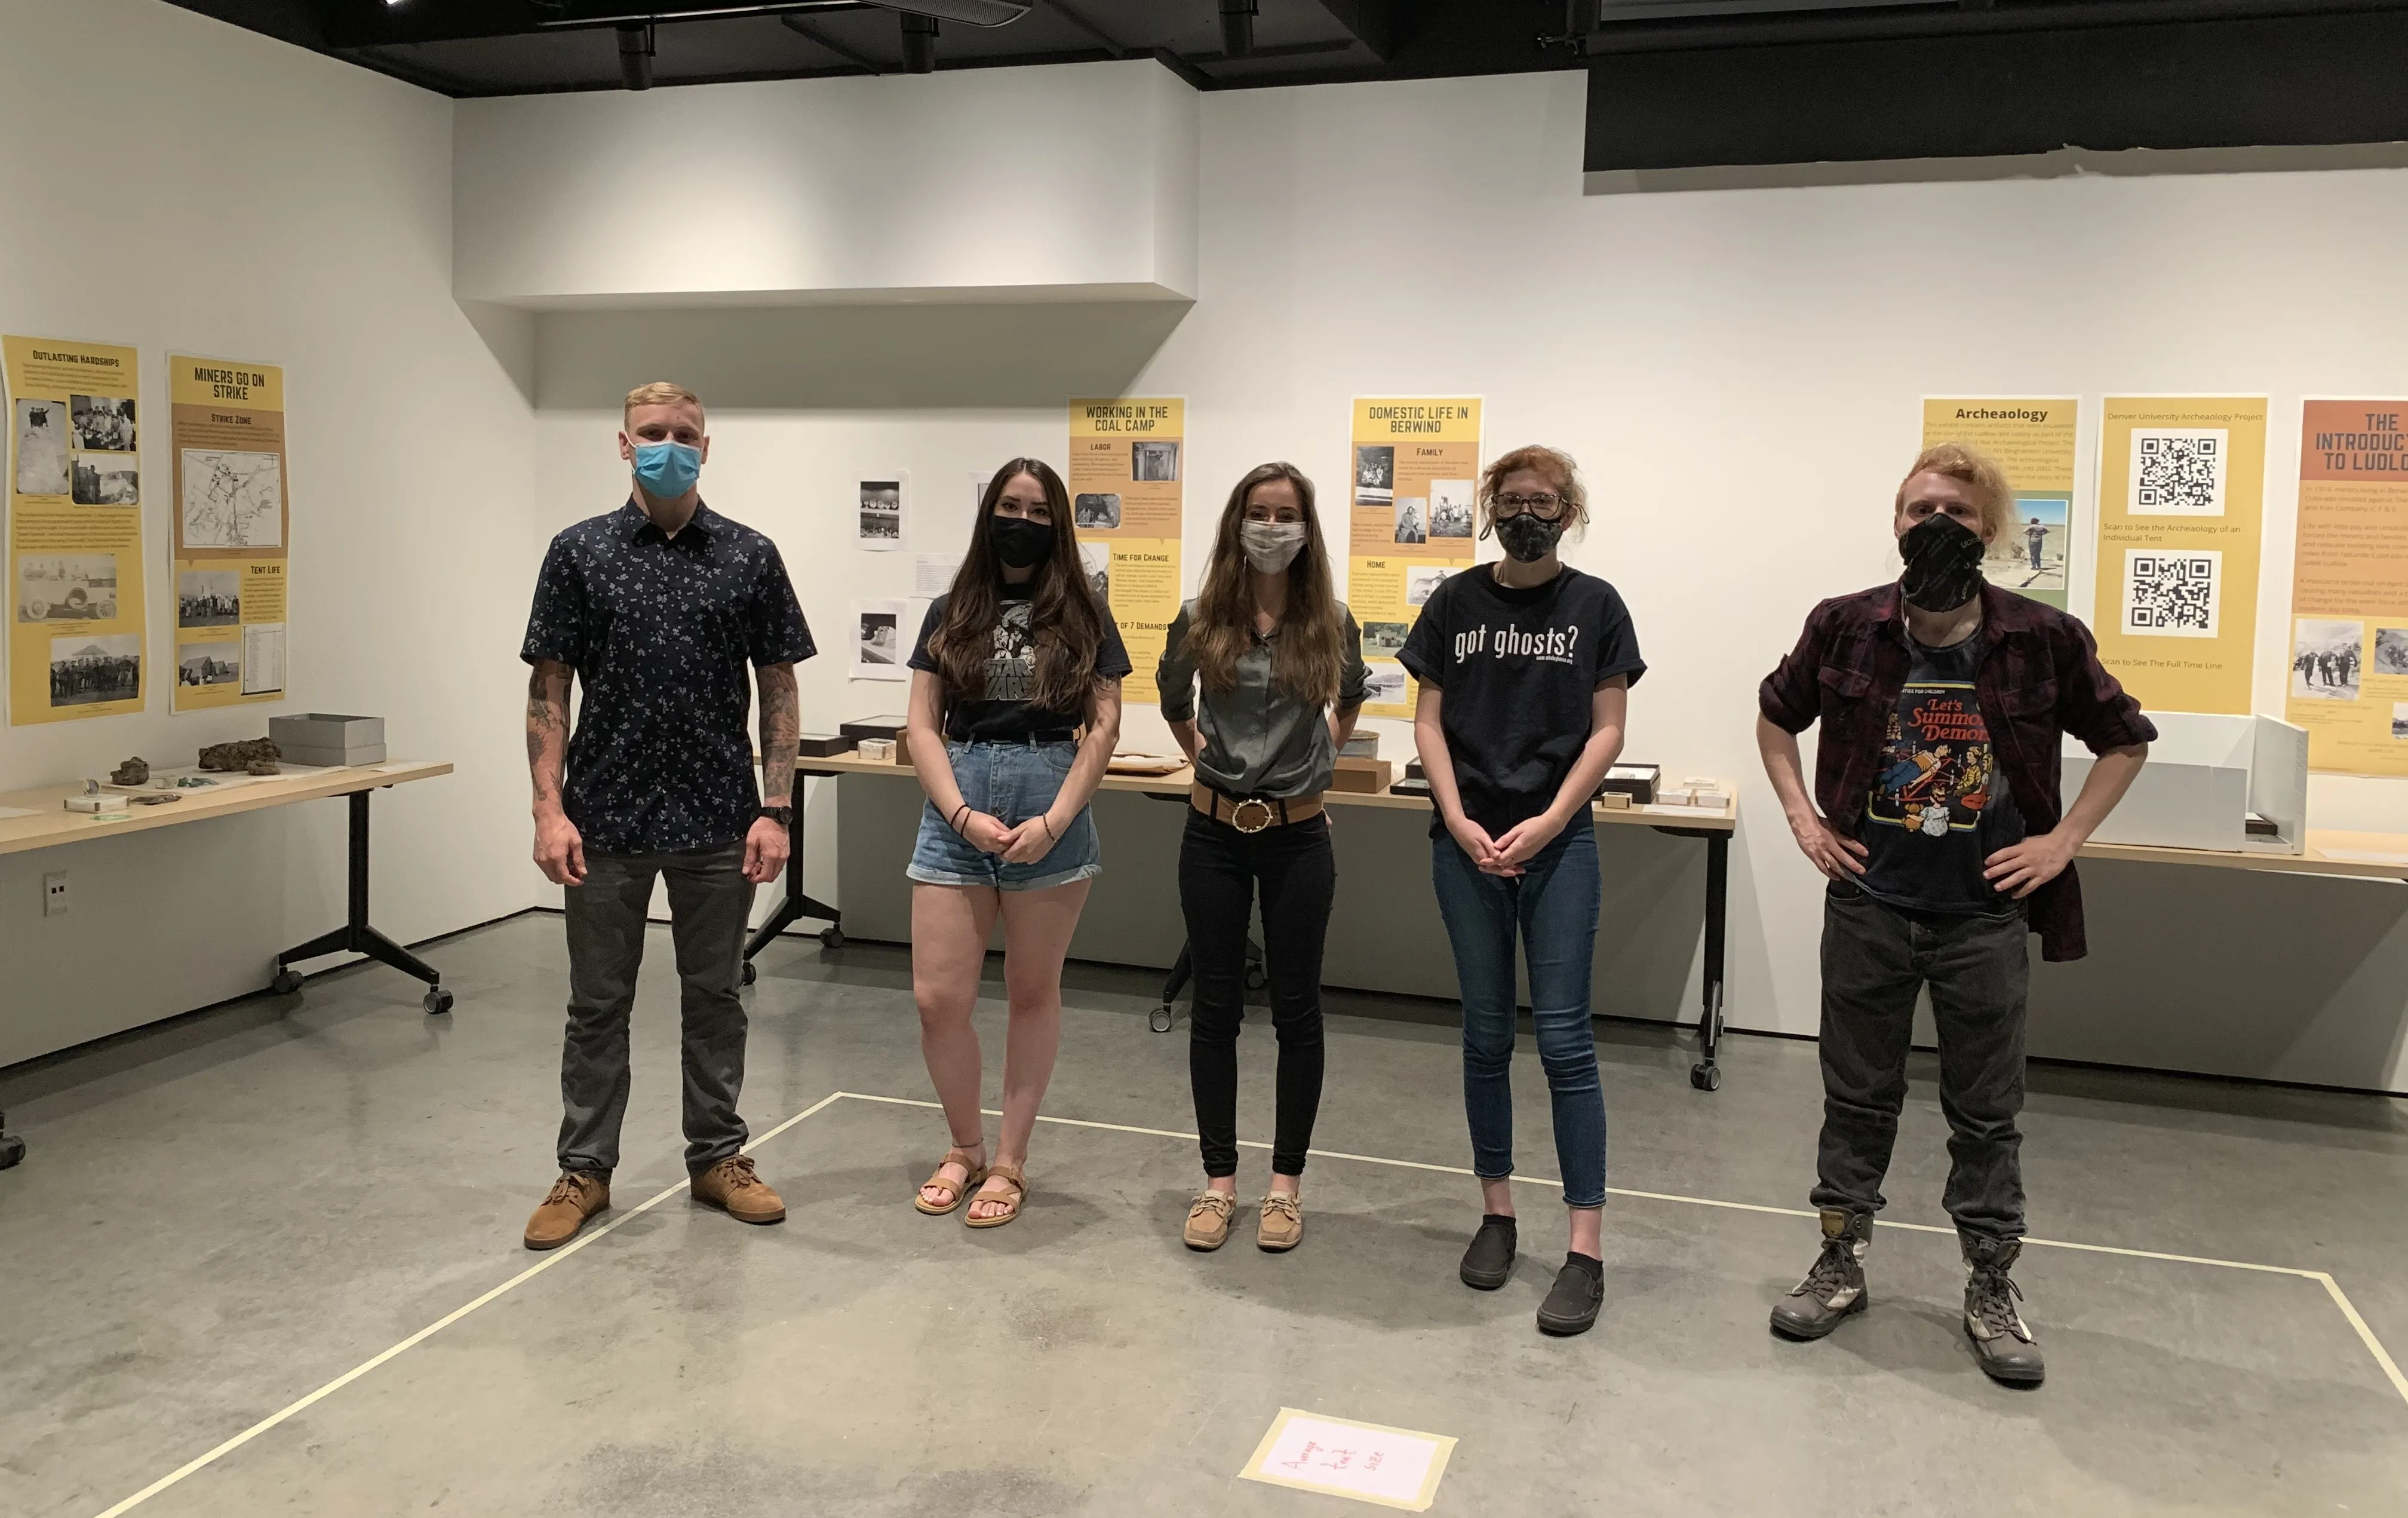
1812, 886, 2029, 1243
558, 842, 755, 1178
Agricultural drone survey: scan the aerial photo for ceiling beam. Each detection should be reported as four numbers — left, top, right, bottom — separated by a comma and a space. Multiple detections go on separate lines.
1314, 0, 1394, 59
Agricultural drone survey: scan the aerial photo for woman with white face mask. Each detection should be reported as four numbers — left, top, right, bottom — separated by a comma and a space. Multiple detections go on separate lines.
1157, 463, 1368, 1255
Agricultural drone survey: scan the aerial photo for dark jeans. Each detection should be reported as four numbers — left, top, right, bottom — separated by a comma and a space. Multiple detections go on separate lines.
1429, 817, 1607, 1209
1179, 808, 1335, 1177
558, 842, 757, 1178
1813, 885, 2029, 1242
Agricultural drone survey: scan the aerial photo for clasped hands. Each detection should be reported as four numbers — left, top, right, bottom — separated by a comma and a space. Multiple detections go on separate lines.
957, 808, 1065, 865
1446, 808, 1568, 878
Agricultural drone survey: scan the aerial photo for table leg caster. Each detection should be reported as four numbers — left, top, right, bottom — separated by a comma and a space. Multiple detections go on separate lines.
741, 960, 758, 986
1689, 1062, 1722, 1092
271, 968, 303, 996
1150, 1004, 1174, 1034
423, 986, 455, 1015
0, 1120, 24, 1170
820, 925, 844, 950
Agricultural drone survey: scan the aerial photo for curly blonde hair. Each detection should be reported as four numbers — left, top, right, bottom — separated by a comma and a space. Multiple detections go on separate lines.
1896, 443, 2013, 542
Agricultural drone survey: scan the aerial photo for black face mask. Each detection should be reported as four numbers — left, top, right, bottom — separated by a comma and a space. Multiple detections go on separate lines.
991, 515, 1055, 571
1493, 511, 1564, 564
1899, 513, 1986, 612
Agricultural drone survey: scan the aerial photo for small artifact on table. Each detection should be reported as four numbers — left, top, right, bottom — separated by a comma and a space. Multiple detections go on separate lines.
110, 756, 150, 786
129, 792, 183, 806
198, 737, 281, 775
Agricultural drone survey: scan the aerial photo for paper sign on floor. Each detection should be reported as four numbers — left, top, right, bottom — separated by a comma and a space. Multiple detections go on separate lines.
1238, 1408, 1457, 1511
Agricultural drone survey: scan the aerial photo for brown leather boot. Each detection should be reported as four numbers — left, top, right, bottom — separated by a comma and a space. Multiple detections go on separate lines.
691, 1153, 786, 1224
523, 1172, 610, 1251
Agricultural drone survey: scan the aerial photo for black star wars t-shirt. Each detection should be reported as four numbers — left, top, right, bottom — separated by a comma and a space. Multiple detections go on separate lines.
907, 588, 1132, 743
1857, 634, 2026, 915
1398, 564, 1646, 838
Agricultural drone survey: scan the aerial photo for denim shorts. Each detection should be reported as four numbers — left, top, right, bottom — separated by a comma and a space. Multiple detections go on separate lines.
906, 738, 1103, 891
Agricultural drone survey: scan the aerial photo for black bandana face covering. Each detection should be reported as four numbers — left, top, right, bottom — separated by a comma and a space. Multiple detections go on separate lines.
1898, 513, 1986, 612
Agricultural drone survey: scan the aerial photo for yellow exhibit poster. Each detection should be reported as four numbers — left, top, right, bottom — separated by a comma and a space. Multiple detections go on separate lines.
1068, 397, 1182, 706
5, 335, 148, 724
2286, 399, 2408, 774
169, 355, 290, 710
2090, 396, 2266, 714
1349, 397, 1482, 717
1921, 397, 2077, 609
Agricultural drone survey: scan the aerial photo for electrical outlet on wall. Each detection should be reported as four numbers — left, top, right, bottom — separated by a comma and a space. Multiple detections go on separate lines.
43, 871, 69, 918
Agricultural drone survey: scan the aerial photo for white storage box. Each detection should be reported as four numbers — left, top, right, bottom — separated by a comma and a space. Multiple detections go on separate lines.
2060, 712, 2305, 854
270, 713, 387, 767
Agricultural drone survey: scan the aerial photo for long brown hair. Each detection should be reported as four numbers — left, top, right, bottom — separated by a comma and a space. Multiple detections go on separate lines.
1188, 462, 1344, 706
927, 458, 1107, 712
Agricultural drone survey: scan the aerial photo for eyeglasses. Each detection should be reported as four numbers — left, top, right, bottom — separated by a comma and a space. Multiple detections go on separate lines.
1491, 492, 1567, 522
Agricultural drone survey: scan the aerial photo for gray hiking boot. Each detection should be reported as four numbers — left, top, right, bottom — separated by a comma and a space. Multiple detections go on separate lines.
1962, 1236, 2045, 1386
1770, 1209, 1873, 1340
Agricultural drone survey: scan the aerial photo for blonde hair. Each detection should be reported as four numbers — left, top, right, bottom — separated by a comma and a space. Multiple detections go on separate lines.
1897, 443, 2013, 542
1479, 444, 1590, 536
624, 381, 703, 421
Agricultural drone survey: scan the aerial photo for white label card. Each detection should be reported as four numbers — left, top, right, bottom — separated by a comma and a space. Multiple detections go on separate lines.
1238, 1409, 1457, 1512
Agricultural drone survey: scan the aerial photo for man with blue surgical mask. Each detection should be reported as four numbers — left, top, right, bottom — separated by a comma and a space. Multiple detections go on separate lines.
518, 381, 817, 1250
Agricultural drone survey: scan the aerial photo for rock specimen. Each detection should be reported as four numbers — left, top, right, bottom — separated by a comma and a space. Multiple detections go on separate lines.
198, 737, 281, 775
110, 756, 150, 786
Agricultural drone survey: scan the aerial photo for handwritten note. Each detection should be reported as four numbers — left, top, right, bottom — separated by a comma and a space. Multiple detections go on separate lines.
1239, 1409, 1456, 1511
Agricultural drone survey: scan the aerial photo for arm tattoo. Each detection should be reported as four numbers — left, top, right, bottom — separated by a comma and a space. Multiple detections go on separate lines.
758, 663, 801, 805
526, 663, 571, 807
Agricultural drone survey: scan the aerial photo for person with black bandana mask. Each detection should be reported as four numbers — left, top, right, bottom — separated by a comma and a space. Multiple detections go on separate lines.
1399, 445, 1645, 1338
902, 458, 1131, 1229
1755, 443, 2154, 1386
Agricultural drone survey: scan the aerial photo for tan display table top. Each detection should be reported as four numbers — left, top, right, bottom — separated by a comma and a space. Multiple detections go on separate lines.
0, 761, 454, 858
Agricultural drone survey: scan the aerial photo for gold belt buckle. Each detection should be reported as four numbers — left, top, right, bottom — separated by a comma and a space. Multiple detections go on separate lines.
1229, 798, 1274, 833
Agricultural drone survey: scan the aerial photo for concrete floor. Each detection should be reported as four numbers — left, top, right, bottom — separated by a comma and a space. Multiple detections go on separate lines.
2, 912, 2405, 1517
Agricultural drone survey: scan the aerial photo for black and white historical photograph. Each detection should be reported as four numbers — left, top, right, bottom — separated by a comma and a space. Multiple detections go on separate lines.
70, 394, 137, 452
1429, 479, 1475, 538
1079, 541, 1111, 604
1392, 496, 1426, 544
2394, 702, 2408, 740
851, 597, 908, 681
179, 568, 242, 627
2374, 626, 2408, 677
14, 397, 70, 495
1131, 439, 1179, 483
1362, 620, 1409, 658
1074, 492, 1122, 530
1362, 663, 1407, 706
1405, 566, 1454, 606
1354, 444, 1394, 504
50, 633, 140, 707
2291, 618, 2364, 701
17, 554, 119, 622
71, 452, 140, 506
178, 640, 242, 688
857, 477, 903, 549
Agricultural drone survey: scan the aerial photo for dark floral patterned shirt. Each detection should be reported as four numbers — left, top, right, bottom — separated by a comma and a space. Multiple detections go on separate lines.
522, 499, 815, 854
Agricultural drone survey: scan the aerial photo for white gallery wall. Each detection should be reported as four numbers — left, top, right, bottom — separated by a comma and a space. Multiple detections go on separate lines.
0, 0, 539, 1066
520, 69, 2408, 1093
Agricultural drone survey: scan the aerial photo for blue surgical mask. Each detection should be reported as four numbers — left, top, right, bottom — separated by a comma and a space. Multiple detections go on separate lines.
631, 438, 702, 499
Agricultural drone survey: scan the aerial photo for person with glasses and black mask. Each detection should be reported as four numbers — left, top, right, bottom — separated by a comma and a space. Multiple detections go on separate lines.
1157, 462, 1369, 1255
1755, 443, 2152, 1385
1399, 445, 1645, 1337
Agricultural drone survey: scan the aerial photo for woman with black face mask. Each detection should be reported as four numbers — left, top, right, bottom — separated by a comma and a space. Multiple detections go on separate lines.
1398, 445, 1646, 1338
902, 458, 1131, 1229
1156, 462, 1368, 1255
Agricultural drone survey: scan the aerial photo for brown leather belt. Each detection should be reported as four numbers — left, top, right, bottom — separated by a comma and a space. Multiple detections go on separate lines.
1190, 783, 1325, 833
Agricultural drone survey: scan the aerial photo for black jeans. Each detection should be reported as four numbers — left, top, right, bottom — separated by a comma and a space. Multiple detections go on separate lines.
558, 842, 756, 1178
1813, 886, 2029, 1243
1179, 807, 1335, 1177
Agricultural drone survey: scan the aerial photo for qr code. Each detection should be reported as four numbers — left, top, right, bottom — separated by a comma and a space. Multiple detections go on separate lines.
2123, 549, 2221, 639
2128, 428, 2229, 516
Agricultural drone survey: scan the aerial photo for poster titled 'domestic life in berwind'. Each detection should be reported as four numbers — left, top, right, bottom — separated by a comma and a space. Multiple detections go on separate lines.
170, 355, 289, 710
5, 334, 148, 725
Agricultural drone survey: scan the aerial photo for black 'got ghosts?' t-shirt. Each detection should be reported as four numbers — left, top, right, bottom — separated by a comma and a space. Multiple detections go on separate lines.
1398, 564, 1646, 839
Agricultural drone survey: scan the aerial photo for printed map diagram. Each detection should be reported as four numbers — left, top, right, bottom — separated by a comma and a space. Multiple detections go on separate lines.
181, 448, 284, 548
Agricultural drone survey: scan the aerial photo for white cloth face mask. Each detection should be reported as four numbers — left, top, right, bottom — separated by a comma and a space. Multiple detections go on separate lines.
1239, 521, 1308, 573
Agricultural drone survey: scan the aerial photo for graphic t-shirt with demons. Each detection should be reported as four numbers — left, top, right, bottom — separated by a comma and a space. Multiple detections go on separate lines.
1857, 633, 2027, 915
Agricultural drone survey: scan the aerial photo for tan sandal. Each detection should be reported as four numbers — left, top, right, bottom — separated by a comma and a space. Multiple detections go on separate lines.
914, 1147, 988, 1215
963, 1162, 1026, 1229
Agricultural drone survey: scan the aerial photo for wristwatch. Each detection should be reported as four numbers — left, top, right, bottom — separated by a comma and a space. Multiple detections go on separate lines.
757, 804, 795, 827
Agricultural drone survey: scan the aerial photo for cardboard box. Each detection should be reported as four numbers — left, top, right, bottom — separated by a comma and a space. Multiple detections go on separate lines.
796, 733, 854, 758
2062, 712, 2306, 854
271, 713, 385, 766
1331, 756, 1393, 794
1600, 762, 1658, 805
840, 715, 909, 741
278, 741, 388, 768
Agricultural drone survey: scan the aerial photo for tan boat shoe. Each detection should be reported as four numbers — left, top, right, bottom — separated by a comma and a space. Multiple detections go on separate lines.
1257, 1192, 1304, 1252
523, 1172, 609, 1251
690, 1153, 787, 1225
1184, 1189, 1236, 1251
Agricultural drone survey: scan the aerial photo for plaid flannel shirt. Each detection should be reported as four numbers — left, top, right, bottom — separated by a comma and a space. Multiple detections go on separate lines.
1759, 582, 2157, 962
